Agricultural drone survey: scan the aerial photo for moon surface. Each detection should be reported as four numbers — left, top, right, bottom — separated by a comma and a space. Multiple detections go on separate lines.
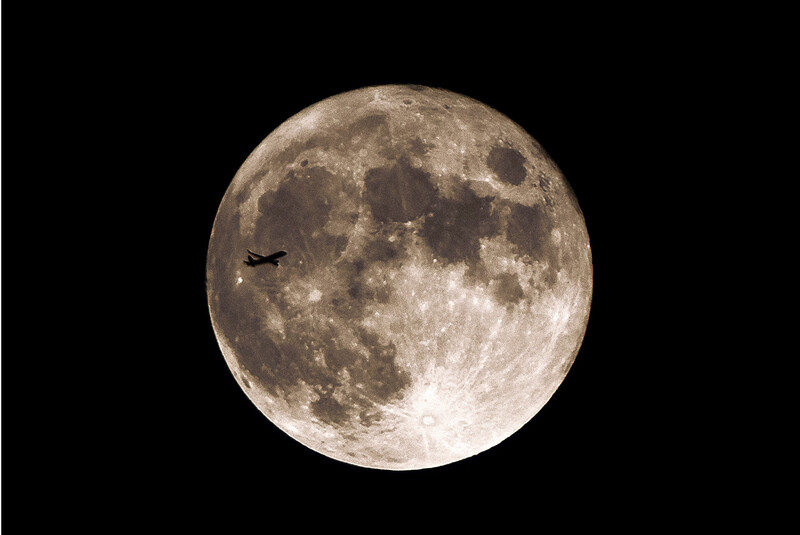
206, 84, 592, 470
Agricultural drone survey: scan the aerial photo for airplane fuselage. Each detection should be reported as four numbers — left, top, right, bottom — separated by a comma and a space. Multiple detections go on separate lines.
244, 250, 287, 267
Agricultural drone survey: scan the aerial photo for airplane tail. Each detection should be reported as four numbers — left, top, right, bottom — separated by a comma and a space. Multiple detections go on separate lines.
244, 255, 255, 266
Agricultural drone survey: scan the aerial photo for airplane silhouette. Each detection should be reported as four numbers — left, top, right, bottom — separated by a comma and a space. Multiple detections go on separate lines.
243, 249, 287, 267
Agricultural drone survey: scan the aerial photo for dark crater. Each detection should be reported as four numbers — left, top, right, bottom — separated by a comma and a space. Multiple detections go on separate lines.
487, 146, 527, 186
491, 271, 525, 308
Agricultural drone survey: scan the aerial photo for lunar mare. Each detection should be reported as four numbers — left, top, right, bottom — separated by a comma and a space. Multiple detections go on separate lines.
207, 85, 592, 470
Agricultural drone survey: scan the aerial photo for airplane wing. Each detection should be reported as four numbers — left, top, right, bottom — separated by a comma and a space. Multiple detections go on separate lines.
264, 251, 288, 261
247, 249, 267, 259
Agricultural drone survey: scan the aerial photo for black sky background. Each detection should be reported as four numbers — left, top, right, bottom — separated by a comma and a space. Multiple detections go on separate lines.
2, 11, 710, 525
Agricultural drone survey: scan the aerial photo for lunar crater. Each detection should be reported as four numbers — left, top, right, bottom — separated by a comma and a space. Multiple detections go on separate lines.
208, 85, 591, 470
487, 145, 528, 186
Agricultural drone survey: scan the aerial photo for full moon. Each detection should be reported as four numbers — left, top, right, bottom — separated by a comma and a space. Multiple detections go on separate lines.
206, 85, 592, 470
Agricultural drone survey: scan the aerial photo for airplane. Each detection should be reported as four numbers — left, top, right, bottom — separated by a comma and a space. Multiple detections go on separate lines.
243, 249, 287, 267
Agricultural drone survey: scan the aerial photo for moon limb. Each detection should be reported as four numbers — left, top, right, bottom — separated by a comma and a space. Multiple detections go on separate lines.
207, 84, 592, 470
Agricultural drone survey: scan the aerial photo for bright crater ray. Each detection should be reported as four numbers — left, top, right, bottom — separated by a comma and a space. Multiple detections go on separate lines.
207, 84, 592, 470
